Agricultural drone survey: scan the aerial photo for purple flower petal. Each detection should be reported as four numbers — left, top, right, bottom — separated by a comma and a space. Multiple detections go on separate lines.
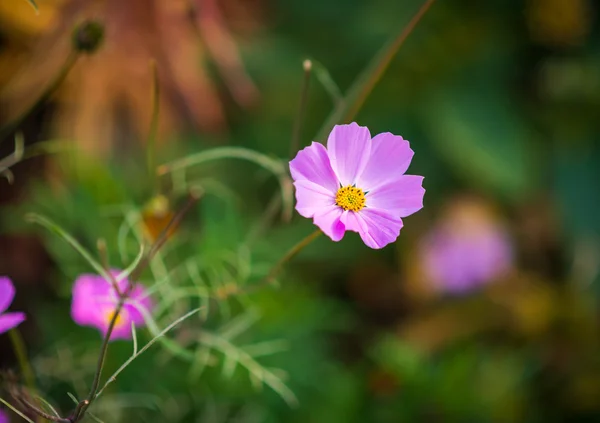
71, 274, 112, 327
0, 311, 26, 334
0, 276, 15, 314
0, 409, 9, 423
71, 271, 154, 341
290, 142, 339, 193
313, 205, 345, 242
124, 285, 154, 327
367, 175, 425, 218
326, 123, 371, 186
293, 180, 336, 218
359, 132, 414, 191
353, 208, 404, 249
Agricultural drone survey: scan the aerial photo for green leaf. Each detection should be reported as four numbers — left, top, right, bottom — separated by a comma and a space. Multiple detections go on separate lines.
131, 321, 138, 356
157, 146, 293, 221
26, 213, 113, 282
96, 308, 202, 398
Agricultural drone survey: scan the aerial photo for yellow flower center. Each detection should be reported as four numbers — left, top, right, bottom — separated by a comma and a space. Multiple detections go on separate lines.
103, 308, 125, 328
335, 185, 366, 212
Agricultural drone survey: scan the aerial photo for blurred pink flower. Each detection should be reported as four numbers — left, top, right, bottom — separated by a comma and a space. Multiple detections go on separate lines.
290, 123, 425, 249
0, 276, 26, 334
71, 270, 153, 341
420, 199, 513, 294
0, 409, 8, 423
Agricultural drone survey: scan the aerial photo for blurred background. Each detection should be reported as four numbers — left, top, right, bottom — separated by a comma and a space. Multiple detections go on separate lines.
1, 0, 600, 421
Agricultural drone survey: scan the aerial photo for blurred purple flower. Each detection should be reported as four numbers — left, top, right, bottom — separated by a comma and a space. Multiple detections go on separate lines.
290, 123, 425, 249
71, 270, 153, 341
420, 200, 513, 294
0, 276, 26, 335
0, 409, 9, 423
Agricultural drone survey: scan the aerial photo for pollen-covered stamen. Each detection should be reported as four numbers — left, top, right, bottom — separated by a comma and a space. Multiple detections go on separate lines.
335, 185, 366, 212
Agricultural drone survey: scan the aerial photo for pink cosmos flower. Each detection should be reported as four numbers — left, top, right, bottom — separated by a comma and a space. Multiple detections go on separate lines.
0, 276, 26, 335
71, 270, 153, 341
420, 198, 513, 294
290, 123, 425, 249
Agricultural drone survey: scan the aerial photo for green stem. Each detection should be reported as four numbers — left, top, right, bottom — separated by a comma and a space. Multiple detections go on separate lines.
266, 229, 322, 284
0, 51, 79, 143
8, 329, 36, 393
236, 229, 322, 297
290, 59, 312, 157
315, 0, 436, 141
72, 298, 125, 421
70, 190, 201, 422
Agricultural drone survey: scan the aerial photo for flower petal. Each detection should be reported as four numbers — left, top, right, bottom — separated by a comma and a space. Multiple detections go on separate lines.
290, 142, 339, 192
327, 123, 371, 186
0, 312, 26, 334
367, 175, 425, 218
294, 180, 336, 218
0, 276, 15, 314
359, 132, 414, 191
312, 205, 346, 242
355, 208, 404, 249
71, 274, 112, 327
123, 286, 154, 327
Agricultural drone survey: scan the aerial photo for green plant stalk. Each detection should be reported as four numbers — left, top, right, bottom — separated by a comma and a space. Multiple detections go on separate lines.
290, 60, 312, 157
8, 329, 46, 423
70, 191, 201, 422
315, 0, 436, 141
237, 229, 322, 297
71, 298, 125, 421
0, 51, 79, 143
265, 229, 322, 284
8, 329, 36, 394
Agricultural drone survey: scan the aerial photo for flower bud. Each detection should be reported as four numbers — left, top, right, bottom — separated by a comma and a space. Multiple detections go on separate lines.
72, 20, 104, 54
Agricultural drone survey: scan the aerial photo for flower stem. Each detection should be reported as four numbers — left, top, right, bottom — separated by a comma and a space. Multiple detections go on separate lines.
289, 59, 312, 157
8, 329, 36, 394
0, 51, 79, 143
315, 0, 436, 141
230, 229, 322, 298
266, 229, 322, 284
69, 190, 201, 422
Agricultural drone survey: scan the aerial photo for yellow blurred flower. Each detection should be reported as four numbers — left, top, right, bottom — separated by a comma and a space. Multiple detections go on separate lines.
527, 0, 592, 47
